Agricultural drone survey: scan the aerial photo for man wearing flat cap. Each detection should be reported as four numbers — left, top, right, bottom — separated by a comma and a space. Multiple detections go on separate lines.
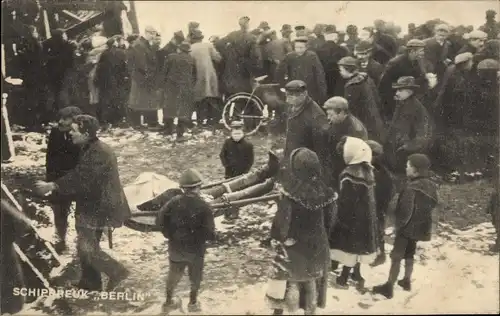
275, 36, 327, 105
433, 52, 475, 130
316, 24, 349, 98
459, 30, 487, 55
217, 16, 261, 97
36, 115, 131, 291
424, 23, 453, 80
355, 40, 384, 86
127, 25, 160, 128
379, 38, 434, 120
281, 80, 330, 176
384, 76, 434, 173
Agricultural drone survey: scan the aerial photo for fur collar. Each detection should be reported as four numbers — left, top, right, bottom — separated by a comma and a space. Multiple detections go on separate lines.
408, 177, 439, 202
279, 186, 338, 211
340, 164, 375, 188
345, 72, 369, 87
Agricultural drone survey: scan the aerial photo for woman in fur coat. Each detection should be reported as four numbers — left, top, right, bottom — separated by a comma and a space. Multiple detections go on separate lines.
266, 147, 337, 315
329, 136, 378, 289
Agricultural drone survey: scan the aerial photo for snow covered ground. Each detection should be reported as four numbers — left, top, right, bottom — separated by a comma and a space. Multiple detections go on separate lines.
2, 128, 498, 315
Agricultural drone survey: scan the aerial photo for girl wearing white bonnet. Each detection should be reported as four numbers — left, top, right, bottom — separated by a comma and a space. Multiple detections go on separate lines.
329, 136, 379, 289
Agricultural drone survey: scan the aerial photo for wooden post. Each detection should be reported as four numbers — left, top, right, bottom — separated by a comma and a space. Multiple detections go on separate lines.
2, 93, 16, 162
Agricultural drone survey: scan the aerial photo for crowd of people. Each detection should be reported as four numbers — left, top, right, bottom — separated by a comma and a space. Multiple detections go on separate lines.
1, 8, 500, 316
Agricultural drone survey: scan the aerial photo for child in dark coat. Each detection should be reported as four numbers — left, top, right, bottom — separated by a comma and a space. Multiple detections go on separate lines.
156, 168, 216, 314
219, 121, 254, 179
366, 140, 394, 267
373, 153, 438, 299
219, 121, 254, 221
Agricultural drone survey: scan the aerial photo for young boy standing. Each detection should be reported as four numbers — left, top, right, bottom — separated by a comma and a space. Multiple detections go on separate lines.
372, 154, 438, 299
156, 168, 216, 314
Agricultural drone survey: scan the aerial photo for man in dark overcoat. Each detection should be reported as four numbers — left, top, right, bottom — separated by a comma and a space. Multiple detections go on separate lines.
45, 106, 82, 253
384, 77, 434, 174
275, 37, 327, 105
372, 21, 398, 65
378, 39, 434, 120
354, 40, 384, 86
316, 25, 349, 99
160, 42, 196, 140
423, 24, 454, 81
217, 17, 261, 96
95, 36, 129, 126
338, 56, 385, 142
322, 96, 368, 189
36, 115, 131, 291
127, 26, 160, 128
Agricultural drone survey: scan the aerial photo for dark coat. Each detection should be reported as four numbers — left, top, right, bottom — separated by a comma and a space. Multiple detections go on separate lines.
60, 54, 92, 112
329, 164, 378, 255
434, 65, 476, 129
157, 192, 215, 261
360, 58, 384, 87
372, 32, 398, 65
160, 52, 196, 119
157, 41, 178, 75
323, 115, 368, 189
373, 160, 394, 219
275, 51, 327, 104
217, 30, 261, 94
127, 37, 159, 111
344, 72, 385, 142
423, 37, 453, 81
219, 137, 254, 178
378, 54, 432, 120
1, 200, 25, 315
385, 95, 434, 163
54, 139, 131, 229
395, 176, 438, 241
43, 37, 75, 87
316, 41, 349, 98
46, 128, 81, 182
95, 47, 129, 107
282, 97, 329, 169
270, 190, 335, 281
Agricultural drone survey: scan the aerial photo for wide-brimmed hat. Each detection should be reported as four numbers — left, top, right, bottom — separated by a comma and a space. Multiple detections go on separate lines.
392, 76, 420, 90
355, 40, 373, 54
179, 168, 203, 188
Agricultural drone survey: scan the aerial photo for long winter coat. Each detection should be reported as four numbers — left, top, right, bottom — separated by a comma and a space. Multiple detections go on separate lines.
275, 51, 327, 105
54, 138, 131, 229
190, 42, 222, 102
217, 30, 261, 95
372, 32, 398, 65
359, 58, 384, 87
329, 164, 378, 265
316, 41, 349, 98
160, 52, 196, 119
395, 176, 438, 241
423, 37, 453, 80
127, 37, 159, 111
60, 54, 92, 112
378, 54, 432, 119
95, 46, 129, 109
282, 98, 329, 169
344, 72, 385, 142
385, 95, 434, 165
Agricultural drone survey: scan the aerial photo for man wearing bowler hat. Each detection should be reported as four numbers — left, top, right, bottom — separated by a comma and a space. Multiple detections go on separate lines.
355, 40, 384, 86
275, 36, 327, 105
384, 76, 434, 173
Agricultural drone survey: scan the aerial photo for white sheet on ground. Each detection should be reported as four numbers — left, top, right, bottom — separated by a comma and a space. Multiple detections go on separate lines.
123, 172, 179, 207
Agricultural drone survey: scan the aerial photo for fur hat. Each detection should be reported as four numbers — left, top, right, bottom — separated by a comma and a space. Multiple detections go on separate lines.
179, 168, 203, 188
408, 153, 431, 173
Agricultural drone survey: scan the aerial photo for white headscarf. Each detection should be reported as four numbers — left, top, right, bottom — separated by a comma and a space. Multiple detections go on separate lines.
343, 137, 372, 165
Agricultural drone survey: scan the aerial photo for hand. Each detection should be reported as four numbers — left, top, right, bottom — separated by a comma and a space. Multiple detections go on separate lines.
426, 73, 438, 89
35, 181, 56, 196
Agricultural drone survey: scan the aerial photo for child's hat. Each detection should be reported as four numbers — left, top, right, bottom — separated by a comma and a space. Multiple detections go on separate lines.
408, 153, 431, 171
230, 120, 244, 129
179, 168, 204, 188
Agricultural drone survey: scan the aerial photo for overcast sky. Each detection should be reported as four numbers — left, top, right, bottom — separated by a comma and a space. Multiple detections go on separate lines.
134, 1, 498, 43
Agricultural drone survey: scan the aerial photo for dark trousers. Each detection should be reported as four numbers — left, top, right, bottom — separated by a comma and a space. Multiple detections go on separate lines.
166, 257, 204, 303
163, 117, 190, 137
76, 226, 127, 291
195, 97, 222, 126
52, 201, 72, 242
390, 234, 417, 261
127, 108, 158, 126
101, 97, 126, 125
